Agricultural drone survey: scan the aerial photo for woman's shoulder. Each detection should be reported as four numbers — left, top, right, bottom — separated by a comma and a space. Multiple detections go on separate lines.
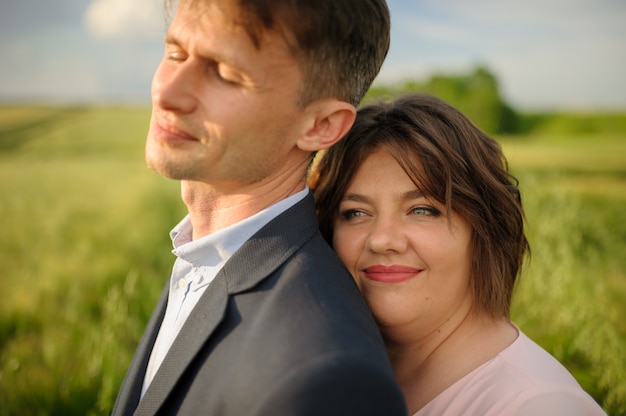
498, 327, 583, 386
415, 326, 606, 416
492, 327, 606, 414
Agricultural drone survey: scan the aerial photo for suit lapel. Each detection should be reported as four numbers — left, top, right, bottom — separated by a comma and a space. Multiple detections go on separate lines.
112, 285, 168, 416
135, 274, 229, 415
222, 193, 319, 293
133, 193, 319, 415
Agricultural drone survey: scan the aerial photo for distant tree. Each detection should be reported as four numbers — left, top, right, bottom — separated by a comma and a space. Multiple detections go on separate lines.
364, 66, 520, 135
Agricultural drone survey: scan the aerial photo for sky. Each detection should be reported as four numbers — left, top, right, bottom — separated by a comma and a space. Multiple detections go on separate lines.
1, 0, 625, 110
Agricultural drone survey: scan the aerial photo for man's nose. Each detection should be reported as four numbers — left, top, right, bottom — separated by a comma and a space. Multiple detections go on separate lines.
151, 60, 199, 114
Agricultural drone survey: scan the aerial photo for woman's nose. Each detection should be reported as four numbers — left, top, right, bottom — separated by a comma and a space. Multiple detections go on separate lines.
366, 217, 407, 254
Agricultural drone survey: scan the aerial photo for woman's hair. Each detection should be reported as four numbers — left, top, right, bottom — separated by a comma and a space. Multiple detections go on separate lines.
166, 0, 390, 107
311, 93, 529, 318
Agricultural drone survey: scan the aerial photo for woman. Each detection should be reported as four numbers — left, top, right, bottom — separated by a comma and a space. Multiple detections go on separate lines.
310, 93, 605, 415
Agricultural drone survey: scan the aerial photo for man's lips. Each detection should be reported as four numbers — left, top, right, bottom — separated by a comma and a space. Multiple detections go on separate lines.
152, 121, 199, 144
362, 265, 421, 283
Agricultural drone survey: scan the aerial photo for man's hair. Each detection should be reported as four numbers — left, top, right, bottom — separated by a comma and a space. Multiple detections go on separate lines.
311, 93, 530, 318
166, 0, 390, 107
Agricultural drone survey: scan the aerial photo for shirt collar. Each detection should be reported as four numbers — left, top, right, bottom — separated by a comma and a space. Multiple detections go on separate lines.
169, 187, 309, 266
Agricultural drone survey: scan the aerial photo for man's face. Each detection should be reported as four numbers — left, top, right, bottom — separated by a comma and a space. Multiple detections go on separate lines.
145, 1, 309, 191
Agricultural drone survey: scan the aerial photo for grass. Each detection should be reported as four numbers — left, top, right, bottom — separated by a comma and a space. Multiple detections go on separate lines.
0, 106, 185, 415
501, 134, 626, 415
0, 106, 625, 415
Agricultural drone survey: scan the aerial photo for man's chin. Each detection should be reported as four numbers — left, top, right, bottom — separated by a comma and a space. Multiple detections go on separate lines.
145, 156, 187, 181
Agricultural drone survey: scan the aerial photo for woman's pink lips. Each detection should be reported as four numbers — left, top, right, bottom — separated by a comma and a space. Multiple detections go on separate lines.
362, 265, 421, 283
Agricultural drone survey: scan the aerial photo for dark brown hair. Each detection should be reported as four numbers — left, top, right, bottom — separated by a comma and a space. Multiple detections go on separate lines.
311, 93, 529, 317
166, 0, 390, 107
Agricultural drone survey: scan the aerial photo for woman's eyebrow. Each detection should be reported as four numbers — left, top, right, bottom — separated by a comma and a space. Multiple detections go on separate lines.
402, 190, 424, 200
342, 193, 369, 203
341, 190, 424, 203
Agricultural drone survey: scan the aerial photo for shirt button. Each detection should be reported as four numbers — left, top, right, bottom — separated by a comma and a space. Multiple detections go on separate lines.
178, 278, 187, 289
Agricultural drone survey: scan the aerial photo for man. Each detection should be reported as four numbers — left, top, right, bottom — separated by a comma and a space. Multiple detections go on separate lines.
113, 0, 406, 414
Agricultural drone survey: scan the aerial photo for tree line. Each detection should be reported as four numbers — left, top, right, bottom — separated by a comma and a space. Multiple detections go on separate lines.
364, 66, 626, 136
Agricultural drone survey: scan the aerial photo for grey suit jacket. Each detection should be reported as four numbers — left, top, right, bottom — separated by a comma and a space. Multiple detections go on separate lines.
112, 193, 406, 415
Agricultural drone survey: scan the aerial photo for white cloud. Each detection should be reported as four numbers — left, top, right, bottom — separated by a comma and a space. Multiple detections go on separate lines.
84, 0, 165, 39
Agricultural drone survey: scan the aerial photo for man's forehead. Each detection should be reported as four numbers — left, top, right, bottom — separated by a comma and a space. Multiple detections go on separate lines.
175, 0, 283, 47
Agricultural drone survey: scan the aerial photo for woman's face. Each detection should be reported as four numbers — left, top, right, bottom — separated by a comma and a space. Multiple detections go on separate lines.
332, 148, 475, 337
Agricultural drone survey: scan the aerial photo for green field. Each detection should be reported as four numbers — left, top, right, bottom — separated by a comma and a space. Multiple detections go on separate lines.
0, 106, 625, 415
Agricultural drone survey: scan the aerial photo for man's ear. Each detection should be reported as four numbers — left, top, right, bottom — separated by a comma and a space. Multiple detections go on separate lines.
297, 99, 356, 152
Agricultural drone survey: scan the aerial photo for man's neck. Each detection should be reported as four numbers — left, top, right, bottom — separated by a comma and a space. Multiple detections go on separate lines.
181, 177, 307, 240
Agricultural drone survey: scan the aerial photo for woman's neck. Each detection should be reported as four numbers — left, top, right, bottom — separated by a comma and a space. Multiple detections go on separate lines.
384, 313, 517, 414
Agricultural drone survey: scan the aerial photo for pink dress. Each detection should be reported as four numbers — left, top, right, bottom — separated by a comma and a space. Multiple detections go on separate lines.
414, 328, 606, 416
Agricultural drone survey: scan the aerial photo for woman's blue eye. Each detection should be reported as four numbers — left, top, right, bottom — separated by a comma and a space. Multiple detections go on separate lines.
339, 209, 365, 220
411, 206, 440, 217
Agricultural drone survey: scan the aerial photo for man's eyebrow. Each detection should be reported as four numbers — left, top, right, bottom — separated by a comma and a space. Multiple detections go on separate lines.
163, 32, 178, 43
162, 32, 242, 70
164, 33, 179, 45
